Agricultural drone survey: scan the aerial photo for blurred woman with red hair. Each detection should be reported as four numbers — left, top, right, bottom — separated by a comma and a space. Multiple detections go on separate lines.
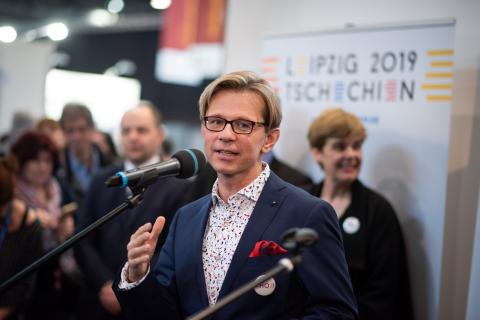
10, 131, 79, 319
10, 131, 64, 245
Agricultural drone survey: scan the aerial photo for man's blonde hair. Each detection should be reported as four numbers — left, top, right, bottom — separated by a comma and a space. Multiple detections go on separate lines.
199, 71, 282, 131
308, 108, 366, 150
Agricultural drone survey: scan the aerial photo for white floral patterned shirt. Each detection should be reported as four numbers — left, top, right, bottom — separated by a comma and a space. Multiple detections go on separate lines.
202, 163, 270, 305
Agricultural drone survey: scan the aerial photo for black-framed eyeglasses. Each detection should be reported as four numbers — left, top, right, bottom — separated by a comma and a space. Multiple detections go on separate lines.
203, 116, 266, 134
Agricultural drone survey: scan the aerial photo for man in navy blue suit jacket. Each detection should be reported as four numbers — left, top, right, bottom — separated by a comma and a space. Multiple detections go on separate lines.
75, 102, 192, 319
114, 72, 358, 319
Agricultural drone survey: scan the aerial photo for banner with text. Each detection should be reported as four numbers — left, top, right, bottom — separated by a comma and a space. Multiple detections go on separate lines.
261, 22, 454, 319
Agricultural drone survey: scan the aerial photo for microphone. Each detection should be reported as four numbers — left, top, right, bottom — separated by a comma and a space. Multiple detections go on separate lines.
281, 228, 319, 252
105, 149, 206, 188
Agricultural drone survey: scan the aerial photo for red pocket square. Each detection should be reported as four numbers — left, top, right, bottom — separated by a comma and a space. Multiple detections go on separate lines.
248, 240, 288, 258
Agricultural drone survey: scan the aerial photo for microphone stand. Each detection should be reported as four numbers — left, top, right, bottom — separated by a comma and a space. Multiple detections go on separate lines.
186, 252, 304, 320
0, 185, 148, 294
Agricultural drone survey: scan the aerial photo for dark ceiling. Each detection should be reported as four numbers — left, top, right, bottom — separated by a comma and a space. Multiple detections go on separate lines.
0, 1, 204, 123
0, 0, 162, 34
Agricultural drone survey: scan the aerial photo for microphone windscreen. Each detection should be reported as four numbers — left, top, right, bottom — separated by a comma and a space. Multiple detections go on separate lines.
172, 149, 206, 179
281, 227, 319, 251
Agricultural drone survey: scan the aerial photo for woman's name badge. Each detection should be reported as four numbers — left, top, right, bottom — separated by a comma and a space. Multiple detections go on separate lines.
343, 217, 360, 234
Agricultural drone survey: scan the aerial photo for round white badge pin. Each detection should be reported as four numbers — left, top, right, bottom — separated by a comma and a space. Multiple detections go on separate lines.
254, 275, 276, 296
343, 217, 360, 234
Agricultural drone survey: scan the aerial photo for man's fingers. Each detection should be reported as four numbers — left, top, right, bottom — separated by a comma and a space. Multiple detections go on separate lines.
127, 232, 150, 250
149, 216, 165, 245
128, 223, 152, 247
126, 217, 164, 269
131, 223, 152, 239
129, 255, 151, 266
128, 244, 152, 261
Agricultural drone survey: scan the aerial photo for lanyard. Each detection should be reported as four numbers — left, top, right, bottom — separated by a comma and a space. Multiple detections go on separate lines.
0, 203, 12, 249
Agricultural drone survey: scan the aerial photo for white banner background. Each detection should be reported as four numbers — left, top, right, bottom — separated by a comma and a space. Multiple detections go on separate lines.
261, 22, 454, 319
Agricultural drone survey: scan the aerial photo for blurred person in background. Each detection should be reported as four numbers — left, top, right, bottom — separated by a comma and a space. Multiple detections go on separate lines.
74, 101, 192, 319
0, 156, 43, 320
307, 108, 413, 320
57, 103, 111, 206
11, 132, 68, 248
91, 130, 119, 164
10, 131, 81, 320
37, 118, 66, 158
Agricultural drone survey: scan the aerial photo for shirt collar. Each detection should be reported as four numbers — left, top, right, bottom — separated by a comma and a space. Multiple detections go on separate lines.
68, 145, 100, 171
211, 162, 270, 205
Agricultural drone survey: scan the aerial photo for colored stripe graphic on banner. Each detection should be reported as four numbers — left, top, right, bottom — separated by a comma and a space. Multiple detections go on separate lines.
422, 48, 454, 102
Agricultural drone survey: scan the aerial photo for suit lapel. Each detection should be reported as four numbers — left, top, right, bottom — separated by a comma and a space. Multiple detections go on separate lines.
191, 197, 213, 308
217, 173, 287, 299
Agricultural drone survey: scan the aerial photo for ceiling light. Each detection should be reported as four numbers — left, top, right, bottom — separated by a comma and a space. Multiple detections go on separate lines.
107, 0, 125, 14
46, 22, 69, 41
150, 0, 172, 10
0, 26, 17, 43
88, 9, 119, 27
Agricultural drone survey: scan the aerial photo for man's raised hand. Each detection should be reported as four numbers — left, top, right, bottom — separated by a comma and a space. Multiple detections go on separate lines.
126, 216, 165, 282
